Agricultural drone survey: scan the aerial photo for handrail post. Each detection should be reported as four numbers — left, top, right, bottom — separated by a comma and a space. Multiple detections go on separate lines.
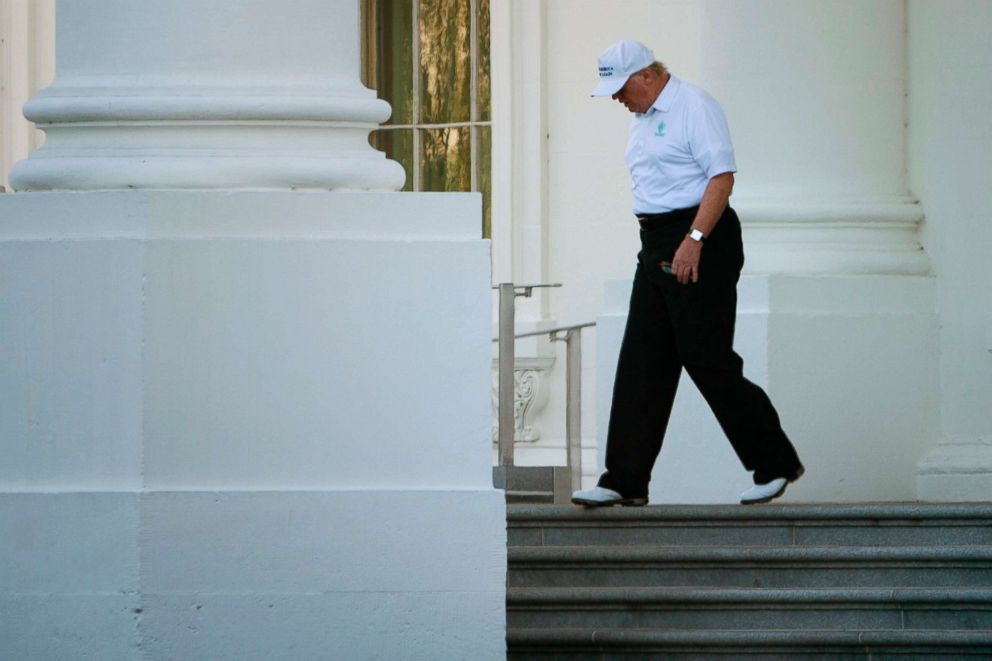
497, 283, 516, 467
564, 329, 582, 495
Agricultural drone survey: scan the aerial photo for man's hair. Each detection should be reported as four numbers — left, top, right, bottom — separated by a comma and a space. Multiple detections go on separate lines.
646, 61, 668, 78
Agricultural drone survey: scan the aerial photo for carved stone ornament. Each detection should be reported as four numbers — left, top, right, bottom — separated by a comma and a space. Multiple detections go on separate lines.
491, 358, 554, 443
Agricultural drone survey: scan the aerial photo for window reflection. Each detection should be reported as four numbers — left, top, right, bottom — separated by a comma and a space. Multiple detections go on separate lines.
362, 0, 492, 237
479, 125, 491, 237
365, 0, 413, 125
419, 0, 471, 124
477, 0, 490, 122
421, 127, 471, 193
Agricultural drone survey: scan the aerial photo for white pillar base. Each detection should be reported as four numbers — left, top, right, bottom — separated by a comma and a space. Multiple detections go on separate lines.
917, 439, 992, 502
0, 191, 505, 659
734, 198, 929, 276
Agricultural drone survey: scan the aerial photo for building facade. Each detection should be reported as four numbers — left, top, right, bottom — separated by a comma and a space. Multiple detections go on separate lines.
1, 0, 990, 658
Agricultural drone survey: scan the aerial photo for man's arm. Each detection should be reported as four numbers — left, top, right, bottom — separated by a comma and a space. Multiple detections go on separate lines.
669, 171, 735, 284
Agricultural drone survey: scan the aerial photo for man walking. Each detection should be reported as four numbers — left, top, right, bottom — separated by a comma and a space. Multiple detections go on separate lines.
572, 40, 804, 507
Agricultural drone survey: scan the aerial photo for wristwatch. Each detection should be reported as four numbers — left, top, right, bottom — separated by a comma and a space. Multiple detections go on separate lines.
687, 228, 705, 242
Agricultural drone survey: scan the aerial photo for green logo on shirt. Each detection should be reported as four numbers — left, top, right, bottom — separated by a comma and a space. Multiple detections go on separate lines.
654, 121, 666, 137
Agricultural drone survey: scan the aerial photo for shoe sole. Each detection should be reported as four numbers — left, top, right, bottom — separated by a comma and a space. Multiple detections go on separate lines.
740, 466, 805, 506
571, 497, 648, 508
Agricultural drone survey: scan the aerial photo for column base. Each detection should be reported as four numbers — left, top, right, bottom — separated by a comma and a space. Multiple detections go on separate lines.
734, 199, 929, 276
917, 440, 992, 502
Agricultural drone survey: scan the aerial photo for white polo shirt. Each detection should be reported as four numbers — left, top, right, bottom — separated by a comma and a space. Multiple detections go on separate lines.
625, 75, 737, 214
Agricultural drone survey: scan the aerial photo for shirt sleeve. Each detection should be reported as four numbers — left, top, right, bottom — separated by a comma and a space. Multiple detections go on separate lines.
687, 92, 737, 179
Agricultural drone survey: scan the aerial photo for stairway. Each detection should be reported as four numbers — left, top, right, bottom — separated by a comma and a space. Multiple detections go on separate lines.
506, 503, 992, 659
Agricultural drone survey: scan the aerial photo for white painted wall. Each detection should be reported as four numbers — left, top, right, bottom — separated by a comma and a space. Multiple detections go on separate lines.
909, 0, 992, 499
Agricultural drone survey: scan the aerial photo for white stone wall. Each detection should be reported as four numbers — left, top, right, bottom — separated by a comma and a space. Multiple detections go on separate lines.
1, 1, 506, 658
0, 191, 507, 660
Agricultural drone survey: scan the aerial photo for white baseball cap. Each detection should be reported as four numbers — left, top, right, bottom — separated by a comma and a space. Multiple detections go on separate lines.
591, 40, 655, 97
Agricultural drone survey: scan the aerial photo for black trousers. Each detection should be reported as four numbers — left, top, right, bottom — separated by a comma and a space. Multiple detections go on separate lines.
597, 205, 802, 499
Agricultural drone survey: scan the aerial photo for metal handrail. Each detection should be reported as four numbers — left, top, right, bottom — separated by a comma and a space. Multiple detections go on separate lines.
492, 282, 595, 501
491, 321, 596, 342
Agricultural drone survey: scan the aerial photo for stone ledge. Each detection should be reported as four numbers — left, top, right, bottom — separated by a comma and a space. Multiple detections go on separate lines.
508, 502, 992, 522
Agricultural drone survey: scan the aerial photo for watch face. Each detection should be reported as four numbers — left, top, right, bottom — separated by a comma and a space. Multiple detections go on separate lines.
690, 229, 704, 241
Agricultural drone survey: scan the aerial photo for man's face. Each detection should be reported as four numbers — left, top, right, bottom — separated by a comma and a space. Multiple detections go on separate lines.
612, 70, 657, 114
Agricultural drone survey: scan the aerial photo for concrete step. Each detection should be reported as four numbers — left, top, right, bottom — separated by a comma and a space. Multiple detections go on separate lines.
495, 466, 571, 504
506, 628, 992, 660
508, 503, 992, 548
508, 586, 992, 630
508, 544, 992, 588
506, 504, 992, 658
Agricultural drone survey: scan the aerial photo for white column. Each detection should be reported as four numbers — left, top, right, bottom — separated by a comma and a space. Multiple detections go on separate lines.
698, 0, 927, 276
0, 0, 54, 190
683, 0, 935, 502
9, 0, 404, 191
910, 0, 992, 501
489, 0, 558, 463
0, 2, 504, 659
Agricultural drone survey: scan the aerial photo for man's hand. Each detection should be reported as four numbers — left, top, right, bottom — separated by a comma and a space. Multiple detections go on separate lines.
669, 237, 702, 284
661, 171, 733, 285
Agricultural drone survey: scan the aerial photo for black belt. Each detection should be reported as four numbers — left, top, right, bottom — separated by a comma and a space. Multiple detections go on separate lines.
636, 206, 699, 230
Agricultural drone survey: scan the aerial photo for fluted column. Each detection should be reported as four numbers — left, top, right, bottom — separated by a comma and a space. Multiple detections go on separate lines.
10, 0, 404, 191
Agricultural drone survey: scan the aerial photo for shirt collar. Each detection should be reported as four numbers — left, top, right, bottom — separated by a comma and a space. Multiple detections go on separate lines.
646, 74, 681, 115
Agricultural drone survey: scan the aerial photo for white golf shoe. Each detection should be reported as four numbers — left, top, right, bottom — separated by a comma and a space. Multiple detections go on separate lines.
740, 467, 805, 505
571, 486, 648, 507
